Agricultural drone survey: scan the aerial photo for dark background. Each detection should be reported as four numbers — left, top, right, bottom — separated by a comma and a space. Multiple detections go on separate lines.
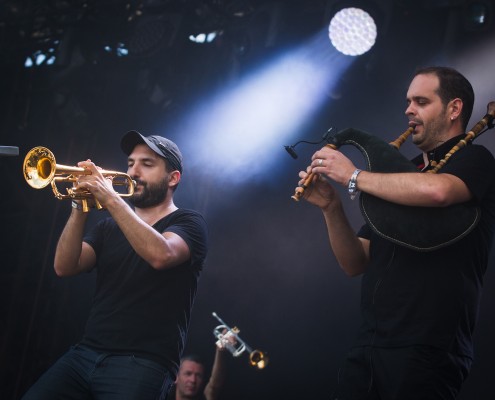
1, 0, 495, 399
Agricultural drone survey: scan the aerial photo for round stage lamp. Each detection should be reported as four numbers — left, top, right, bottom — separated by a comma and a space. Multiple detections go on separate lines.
328, 7, 377, 56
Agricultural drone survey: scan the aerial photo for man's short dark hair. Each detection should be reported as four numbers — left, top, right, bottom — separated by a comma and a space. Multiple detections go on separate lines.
180, 354, 205, 366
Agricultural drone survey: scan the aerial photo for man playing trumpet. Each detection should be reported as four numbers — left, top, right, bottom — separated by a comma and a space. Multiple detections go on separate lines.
22, 131, 208, 400
297, 66, 495, 399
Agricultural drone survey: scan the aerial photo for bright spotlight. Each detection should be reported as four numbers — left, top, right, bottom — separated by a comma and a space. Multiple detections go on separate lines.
328, 7, 377, 56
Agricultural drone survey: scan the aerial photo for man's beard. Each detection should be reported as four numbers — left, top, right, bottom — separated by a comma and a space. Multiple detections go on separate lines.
129, 178, 168, 208
412, 108, 448, 150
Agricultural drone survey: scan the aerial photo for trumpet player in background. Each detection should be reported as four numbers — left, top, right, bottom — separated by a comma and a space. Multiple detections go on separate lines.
22, 131, 208, 400
167, 331, 237, 400
297, 66, 495, 399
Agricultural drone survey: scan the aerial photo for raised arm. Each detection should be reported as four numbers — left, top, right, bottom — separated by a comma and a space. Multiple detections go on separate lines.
74, 160, 191, 271
54, 208, 96, 277
310, 146, 472, 207
203, 347, 228, 400
103, 195, 190, 270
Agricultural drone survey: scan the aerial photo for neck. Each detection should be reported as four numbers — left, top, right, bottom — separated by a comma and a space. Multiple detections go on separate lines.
135, 196, 177, 225
176, 393, 199, 400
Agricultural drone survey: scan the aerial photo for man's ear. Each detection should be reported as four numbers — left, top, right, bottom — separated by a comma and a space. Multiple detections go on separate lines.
449, 98, 463, 120
169, 170, 181, 188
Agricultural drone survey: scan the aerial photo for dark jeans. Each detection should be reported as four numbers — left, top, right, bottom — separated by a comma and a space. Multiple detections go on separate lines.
330, 345, 471, 400
21, 344, 174, 400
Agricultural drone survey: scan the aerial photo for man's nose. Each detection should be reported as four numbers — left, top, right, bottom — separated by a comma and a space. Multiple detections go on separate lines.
405, 103, 415, 116
128, 164, 139, 177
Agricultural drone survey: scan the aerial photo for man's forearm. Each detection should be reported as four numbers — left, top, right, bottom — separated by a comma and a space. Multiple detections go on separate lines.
54, 209, 89, 276
204, 348, 228, 400
322, 201, 368, 277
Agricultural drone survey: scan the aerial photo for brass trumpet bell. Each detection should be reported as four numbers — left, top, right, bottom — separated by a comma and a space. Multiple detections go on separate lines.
249, 350, 268, 370
23, 146, 135, 212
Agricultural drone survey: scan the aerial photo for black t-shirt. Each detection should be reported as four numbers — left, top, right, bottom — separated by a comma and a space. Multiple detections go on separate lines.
80, 208, 208, 375
356, 136, 495, 359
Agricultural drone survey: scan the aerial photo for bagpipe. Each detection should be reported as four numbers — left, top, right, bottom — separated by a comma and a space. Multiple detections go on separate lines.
292, 101, 495, 251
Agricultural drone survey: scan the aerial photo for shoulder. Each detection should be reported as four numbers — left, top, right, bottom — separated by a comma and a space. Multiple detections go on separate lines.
451, 143, 495, 163
443, 144, 495, 174
172, 208, 206, 221
166, 209, 208, 231
162, 209, 208, 250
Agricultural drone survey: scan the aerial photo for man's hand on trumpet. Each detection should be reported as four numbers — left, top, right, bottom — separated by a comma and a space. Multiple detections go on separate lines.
74, 159, 117, 209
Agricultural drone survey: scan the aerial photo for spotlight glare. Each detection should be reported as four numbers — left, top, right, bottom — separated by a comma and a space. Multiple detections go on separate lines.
189, 33, 207, 43
176, 34, 354, 185
328, 7, 377, 56
465, 2, 491, 30
189, 31, 221, 44
206, 32, 217, 43
35, 53, 47, 65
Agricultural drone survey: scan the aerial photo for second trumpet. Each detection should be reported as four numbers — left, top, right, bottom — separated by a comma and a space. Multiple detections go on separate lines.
212, 312, 269, 370
23, 146, 135, 212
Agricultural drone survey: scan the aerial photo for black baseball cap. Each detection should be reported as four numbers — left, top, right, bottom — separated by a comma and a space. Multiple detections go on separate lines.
121, 130, 183, 173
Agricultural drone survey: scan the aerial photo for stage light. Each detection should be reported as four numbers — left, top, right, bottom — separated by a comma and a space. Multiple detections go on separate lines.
188, 30, 223, 44
464, 1, 492, 31
23, 41, 59, 68
103, 43, 129, 57
328, 7, 377, 56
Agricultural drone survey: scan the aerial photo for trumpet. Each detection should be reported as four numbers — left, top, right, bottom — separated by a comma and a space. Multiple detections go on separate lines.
212, 312, 269, 370
23, 146, 135, 212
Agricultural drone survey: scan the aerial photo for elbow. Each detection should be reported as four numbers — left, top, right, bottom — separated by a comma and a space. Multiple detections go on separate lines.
422, 176, 466, 207
54, 264, 69, 277
341, 262, 366, 277
53, 259, 84, 277
426, 188, 453, 207
148, 247, 190, 270
345, 269, 364, 278
148, 255, 182, 271
149, 260, 168, 270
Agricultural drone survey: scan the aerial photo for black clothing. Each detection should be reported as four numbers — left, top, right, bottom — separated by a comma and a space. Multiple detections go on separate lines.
82, 208, 208, 377
356, 136, 495, 359
355, 136, 495, 360
330, 136, 495, 399
331, 345, 470, 400
22, 344, 174, 400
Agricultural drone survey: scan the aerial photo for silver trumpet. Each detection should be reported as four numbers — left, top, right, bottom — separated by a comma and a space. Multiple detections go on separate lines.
212, 312, 269, 370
